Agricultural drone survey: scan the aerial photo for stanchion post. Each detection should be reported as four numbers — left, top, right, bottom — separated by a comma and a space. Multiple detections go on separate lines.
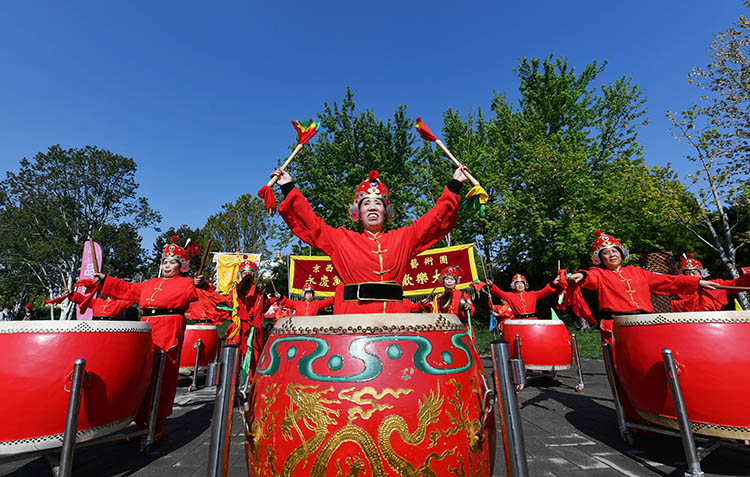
141, 350, 166, 453
601, 342, 633, 445
570, 334, 585, 392
189, 338, 203, 392
59, 358, 86, 477
490, 339, 529, 477
662, 349, 705, 477
208, 345, 239, 477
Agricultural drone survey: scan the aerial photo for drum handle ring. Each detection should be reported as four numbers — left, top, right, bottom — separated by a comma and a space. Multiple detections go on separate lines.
477, 374, 496, 443
64, 369, 89, 392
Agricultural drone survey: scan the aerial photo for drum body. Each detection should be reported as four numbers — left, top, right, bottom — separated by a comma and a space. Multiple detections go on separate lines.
503, 319, 571, 370
179, 324, 220, 370
247, 313, 495, 477
614, 311, 750, 439
0, 321, 153, 455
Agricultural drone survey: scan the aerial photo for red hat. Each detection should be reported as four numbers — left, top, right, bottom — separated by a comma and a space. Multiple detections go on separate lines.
349, 170, 394, 222
25, 303, 33, 309
239, 255, 258, 272
680, 253, 708, 277
162, 235, 190, 272
590, 230, 629, 265
439, 265, 462, 282
510, 273, 528, 288
302, 277, 315, 295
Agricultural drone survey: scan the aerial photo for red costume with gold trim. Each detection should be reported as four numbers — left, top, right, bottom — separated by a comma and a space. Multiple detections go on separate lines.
225, 282, 277, 375
424, 288, 474, 323
488, 283, 556, 316
278, 295, 334, 317
491, 302, 514, 330
671, 276, 750, 312
69, 292, 134, 319
278, 172, 461, 314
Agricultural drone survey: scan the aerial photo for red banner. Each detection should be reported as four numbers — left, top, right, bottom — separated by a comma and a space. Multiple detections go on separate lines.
76, 240, 103, 320
289, 243, 478, 296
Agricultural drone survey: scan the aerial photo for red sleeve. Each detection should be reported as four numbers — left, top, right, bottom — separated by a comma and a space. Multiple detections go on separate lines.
69, 292, 86, 305
404, 186, 460, 255
534, 283, 557, 300
278, 187, 337, 255
279, 296, 294, 308
489, 283, 511, 301
108, 299, 136, 317
101, 276, 146, 302
723, 273, 750, 288
642, 269, 699, 296
579, 268, 601, 290
318, 296, 334, 309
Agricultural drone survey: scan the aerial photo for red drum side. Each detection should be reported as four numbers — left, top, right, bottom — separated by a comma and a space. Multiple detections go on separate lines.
179, 324, 220, 369
247, 313, 495, 477
614, 311, 750, 439
0, 321, 153, 455
503, 320, 571, 370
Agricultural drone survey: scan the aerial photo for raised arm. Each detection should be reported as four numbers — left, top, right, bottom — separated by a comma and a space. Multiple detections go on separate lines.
99, 275, 146, 302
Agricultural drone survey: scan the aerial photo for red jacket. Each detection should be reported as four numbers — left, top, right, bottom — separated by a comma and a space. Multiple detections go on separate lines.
424, 289, 475, 323
278, 184, 460, 314
69, 292, 134, 318
579, 266, 699, 313
278, 295, 334, 316
671, 274, 750, 312
488, 283, 557, 315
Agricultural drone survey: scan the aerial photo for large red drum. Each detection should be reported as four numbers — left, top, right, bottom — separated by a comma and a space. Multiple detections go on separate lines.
246, 313, 495, 476
179, 324, 220, 370
0, 321, 153, 456
613, 311, 750, 439
503, 319, 571, 371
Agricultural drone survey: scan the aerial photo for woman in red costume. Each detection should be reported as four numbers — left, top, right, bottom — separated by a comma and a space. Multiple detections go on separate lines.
490, 299, 514, 331
277, 281, 334, 317
93, 236, 222, 442
487, 273, 559, 319
418, 265, 475, 323
225, 256, 278, 374
272, 166, 469, 314
66, 289, 135, 320
671, 253, 750, 312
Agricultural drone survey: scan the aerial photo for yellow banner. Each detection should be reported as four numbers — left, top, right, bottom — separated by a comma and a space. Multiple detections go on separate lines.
214, 253, 262, 294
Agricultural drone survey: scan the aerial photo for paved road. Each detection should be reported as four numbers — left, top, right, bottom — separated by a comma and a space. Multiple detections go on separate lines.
3, 359, 749, 476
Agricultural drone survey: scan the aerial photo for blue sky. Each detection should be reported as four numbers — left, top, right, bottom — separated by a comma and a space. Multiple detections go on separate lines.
1, 1, 745, 250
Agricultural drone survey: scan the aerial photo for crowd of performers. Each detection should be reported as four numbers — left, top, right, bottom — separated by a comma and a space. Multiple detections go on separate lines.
47, 163, 746, 447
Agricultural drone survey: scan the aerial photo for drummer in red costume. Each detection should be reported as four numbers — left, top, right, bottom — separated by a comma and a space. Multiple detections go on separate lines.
272, 166, 469, 314
277, 280, 333, 317
487, 273, 559, 319
490, 299, 514, 331
415, 265, 475, 323
671, 253, 750, 312
93, 236, 223, 442
66, 289, 135, 320
225, 256, 277, 374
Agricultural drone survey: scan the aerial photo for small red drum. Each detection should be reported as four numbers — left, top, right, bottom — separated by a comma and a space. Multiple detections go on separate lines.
0, 320, 153, 455
247, 313, 495, 476
614, 311, 750, 439
179, 324, 220, 370
503, 319, 571, 371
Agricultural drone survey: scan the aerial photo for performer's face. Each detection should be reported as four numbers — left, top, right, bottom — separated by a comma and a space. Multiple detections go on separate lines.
442, 276, 457, 290
359, 198, 386, 232
600, 247, 622, 269
682, 269, 702, 277
303, 291, 314, 302
513, 281, 526, 292
161, 257, 181, 277
240, 267, 255, 279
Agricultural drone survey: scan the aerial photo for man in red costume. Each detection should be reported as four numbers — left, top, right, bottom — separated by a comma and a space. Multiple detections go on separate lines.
671, 253, 750, 312
272, 166, 469, 314
277, 281, 334, 317
419, 265, 475, 323
225, 256, 277, 375
486, 273, 559, 319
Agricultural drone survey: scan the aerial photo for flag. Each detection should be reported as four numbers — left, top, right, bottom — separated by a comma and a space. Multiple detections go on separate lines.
291, 119, 321, 145
489, 313, 497, 332
462, 185, 489, 217
550, 308, 562, 321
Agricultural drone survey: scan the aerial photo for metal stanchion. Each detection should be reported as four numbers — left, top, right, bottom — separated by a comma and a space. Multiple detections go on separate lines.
570, 334, 585, 392
601, 342, 633, 445
662, 349, 705, 477
490, 339, 529, 477
206, 350, 221, 387
188, 338, 203, 392
141, 350, 166, 453
59, 358, 86, 477
511, 333, 527, 391
208, 345, 239, 477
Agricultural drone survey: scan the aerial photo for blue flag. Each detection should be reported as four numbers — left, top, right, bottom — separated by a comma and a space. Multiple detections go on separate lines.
489, 313, 497, 332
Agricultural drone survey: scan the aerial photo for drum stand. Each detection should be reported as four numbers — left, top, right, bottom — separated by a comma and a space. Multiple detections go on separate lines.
188, 338, 203, 392
602, 343, 750, 477
207, 345, 239, 477
0, 350, 167, 477
512, 333, 585, 392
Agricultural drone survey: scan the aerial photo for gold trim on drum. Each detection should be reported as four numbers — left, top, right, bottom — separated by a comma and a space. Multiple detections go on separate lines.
273, 313, 465, 336
614, 310, 750, 327
502, 320, 567, 326
636, 410, 750, 440
0, 321, 152, 334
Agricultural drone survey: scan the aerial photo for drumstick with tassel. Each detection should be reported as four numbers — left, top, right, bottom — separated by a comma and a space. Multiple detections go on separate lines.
89, 238, 99, 275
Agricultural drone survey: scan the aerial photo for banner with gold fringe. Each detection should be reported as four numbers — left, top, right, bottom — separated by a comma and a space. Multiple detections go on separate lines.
289, 243, 478, 297
214, 253, 262, 295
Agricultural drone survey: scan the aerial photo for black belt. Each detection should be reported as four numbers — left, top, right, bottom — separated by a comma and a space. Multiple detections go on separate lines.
142, 308, 185, 317
92, 315, 117, 320
343, 282, 403, 302
514, 313, 536, 319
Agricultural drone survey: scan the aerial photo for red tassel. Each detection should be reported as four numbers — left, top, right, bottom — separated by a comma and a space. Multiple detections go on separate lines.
415, 117, 438, 142
594, 230, 602, 237
74, 278, 99, 294
369, 170, 379, 181
44, 294, 71, 305
257, 185, 277, 215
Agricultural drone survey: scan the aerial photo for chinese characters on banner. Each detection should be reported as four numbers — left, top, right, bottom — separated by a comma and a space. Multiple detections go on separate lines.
289, 243, 478, 297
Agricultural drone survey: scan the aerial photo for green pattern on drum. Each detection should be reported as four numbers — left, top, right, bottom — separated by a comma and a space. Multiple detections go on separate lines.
387, 344, 402, 360
286, 345, 297, 359
255, 332, 473, 382
328, 354, 343, 371
442, 351, 453, 365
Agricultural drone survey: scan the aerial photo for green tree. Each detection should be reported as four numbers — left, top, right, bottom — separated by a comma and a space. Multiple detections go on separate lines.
151, 225, 205, 277
0, 145, 159, 318
666, 4, 750, 306
203, 194, 274, 257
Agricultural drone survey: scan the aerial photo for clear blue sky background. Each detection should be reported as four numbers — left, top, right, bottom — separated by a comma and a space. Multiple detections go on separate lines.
1, 1, 745, 251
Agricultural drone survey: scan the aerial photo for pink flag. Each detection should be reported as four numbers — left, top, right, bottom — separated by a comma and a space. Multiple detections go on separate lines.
76, 241, 103, 320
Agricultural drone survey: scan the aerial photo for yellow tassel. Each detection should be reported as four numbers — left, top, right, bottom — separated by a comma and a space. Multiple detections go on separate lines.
227, 282, 242, 339
465, 185, 489, 204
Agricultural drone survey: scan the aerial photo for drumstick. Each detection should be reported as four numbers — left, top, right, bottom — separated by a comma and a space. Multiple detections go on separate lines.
713, 284, 750, 292
60, 271, 67, 291
197, 239, 213, 277
269, 278, 279, 295
89, 238, 99, 274
433, 140, 480, 187
265, 143, 304, 188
